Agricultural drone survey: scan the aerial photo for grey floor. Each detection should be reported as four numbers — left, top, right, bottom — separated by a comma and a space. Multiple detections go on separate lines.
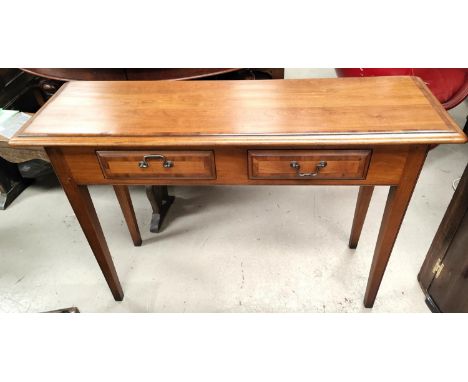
0, 69, 467, 313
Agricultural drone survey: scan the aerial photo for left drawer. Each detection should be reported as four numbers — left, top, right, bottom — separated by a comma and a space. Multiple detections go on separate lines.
97, 150, 216, 179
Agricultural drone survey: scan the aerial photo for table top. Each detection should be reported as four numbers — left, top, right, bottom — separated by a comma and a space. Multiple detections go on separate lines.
10, 76, 466, 147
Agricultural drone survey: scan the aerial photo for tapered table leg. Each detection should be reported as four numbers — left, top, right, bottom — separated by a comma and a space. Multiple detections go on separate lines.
47, 148, 124, 301
364, 146, 428, 308
113, 185, 142, 246
145, 185, 175, 233
349, 186, 374, 249
63, 183, 123, 301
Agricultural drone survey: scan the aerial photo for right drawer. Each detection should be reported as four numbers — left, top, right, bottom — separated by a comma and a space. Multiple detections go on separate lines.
248, 150, 371, 180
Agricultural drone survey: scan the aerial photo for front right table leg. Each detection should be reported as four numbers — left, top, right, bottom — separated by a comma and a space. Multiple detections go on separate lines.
364, 146, 428, 308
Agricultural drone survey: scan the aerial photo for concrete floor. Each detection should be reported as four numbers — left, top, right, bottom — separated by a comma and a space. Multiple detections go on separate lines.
0, 69, 467, 312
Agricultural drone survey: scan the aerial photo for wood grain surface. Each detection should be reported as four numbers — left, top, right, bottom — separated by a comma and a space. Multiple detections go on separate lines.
10, 77, 466, 147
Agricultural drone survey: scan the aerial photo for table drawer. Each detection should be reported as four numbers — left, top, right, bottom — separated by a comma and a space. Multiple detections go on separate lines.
97, 150, 216, 179
248, 150, 371, 180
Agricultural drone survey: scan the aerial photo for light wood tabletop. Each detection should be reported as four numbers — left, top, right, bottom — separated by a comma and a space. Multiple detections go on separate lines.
11, 76, 465, 147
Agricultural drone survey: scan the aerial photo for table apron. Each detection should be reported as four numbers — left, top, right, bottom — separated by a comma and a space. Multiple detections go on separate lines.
47, 145, 415, 186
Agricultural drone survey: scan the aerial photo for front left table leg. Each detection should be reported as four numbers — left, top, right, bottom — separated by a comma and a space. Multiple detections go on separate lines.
63, 183, 124, 301
47, 149, 124, 301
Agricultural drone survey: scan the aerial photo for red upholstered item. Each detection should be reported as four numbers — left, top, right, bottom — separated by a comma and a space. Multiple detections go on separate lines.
335, 68, 468, 110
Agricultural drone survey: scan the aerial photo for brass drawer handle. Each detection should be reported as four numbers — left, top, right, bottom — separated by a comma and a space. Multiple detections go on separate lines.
138, 154, 174, 169
290, 160, 327, 177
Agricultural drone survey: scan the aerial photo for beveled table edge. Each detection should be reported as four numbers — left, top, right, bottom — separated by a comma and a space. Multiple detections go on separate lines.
9, 130, 467, 147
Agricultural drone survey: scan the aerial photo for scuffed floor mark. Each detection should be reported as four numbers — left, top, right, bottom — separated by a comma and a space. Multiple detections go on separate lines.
240, 261, 245, 289
15, 275, 26, 284
238, 262, 246, 307
63, 215, 78, 229
334, 297, 355, 312
200, 236, 209, 248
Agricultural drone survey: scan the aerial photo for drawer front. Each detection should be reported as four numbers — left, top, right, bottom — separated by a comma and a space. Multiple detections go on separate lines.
249, 150, 371, 180
97, 150, 216, 179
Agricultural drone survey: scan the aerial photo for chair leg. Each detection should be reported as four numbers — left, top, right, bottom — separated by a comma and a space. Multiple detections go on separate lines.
349, 186, 374, 249
145, 185, 175, 233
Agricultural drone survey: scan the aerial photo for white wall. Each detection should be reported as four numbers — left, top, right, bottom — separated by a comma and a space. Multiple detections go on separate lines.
285, 68, 337, 79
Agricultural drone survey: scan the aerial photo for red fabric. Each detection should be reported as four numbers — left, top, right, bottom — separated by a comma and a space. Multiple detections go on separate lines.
336, 68, 468, 109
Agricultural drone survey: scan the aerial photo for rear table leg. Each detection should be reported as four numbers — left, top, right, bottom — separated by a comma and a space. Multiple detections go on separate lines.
349, 186, 374, 249
113, 185, 142, 246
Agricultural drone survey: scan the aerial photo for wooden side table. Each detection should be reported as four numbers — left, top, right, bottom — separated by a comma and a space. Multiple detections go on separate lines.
10, 77, 467, 308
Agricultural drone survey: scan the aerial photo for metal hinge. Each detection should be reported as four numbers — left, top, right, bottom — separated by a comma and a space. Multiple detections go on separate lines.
432, 258, 445, 279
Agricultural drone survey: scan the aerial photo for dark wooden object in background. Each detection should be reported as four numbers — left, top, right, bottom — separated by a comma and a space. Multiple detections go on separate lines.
418, 163, 468, 312
0, 69, 50, 208
22, 68, 284, 82
145, 186, 175, 233
0, 69, 45, 111
45, 307, 80, 313
0, 156, 32, 209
